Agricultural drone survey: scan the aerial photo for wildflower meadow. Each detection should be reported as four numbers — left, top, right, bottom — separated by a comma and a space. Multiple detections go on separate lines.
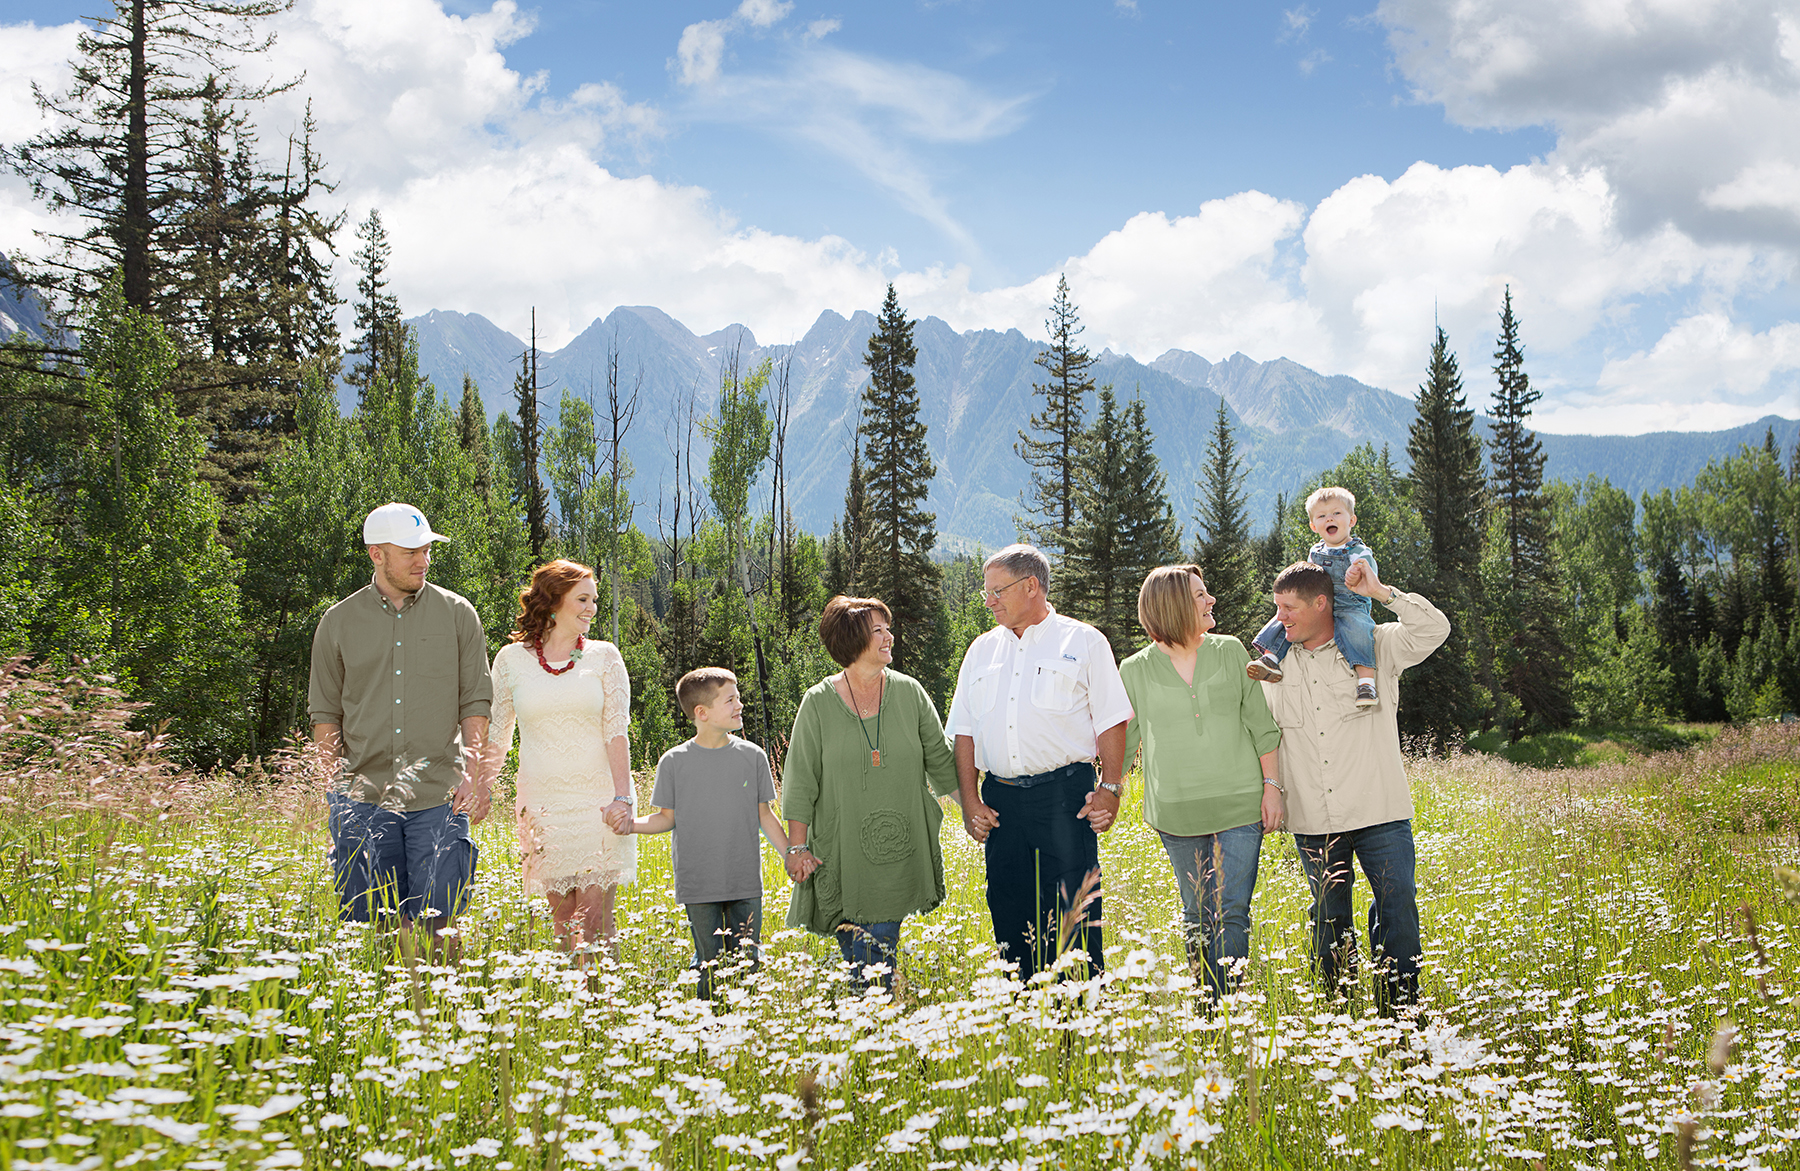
1, 664, 1797, 1171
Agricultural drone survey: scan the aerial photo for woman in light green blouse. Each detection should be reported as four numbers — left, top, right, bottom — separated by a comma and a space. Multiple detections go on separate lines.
1120, 564, 1283, 1004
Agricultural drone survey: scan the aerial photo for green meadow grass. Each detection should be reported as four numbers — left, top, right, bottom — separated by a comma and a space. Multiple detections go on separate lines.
0, 723, 1796, 1170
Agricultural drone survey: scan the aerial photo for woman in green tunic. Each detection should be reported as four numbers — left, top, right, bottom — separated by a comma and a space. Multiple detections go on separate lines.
782, 595, 958, 989
1120, 565, 1284, 1004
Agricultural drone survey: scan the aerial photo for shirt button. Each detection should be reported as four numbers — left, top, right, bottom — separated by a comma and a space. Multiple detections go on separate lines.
395, 698, 401, 704
396, 641, 402, 647
395, 669, 401, 675
394, 728, 402, 735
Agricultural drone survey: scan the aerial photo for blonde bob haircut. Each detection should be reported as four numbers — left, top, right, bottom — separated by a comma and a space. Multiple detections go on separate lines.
1304, 484, 1356, 515
1137, 564, 1208, 647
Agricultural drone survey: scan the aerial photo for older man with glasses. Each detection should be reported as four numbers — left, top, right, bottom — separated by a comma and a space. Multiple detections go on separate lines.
946, 544, 1133, 983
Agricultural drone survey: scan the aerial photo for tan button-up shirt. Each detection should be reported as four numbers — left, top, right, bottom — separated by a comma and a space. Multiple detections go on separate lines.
308, 577, 493, 811
1258, 590, 1449, 835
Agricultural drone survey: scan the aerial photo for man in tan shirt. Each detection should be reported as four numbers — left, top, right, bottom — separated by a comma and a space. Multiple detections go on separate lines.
1258, 559, 1449, 1015
309, 503, 493, 953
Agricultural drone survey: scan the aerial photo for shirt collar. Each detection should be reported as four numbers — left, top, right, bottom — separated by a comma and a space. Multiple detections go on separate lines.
1006, 604, 1057, 647
369, 574, 423, 613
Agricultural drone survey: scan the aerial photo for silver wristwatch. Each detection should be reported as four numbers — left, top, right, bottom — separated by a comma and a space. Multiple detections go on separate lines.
1096, 780, 1123, 796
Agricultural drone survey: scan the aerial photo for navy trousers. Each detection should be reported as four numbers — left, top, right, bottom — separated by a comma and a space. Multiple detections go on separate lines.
980, 766, 1105, 981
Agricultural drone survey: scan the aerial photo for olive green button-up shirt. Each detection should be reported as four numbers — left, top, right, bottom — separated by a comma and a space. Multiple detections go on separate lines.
308, 578, 493, 811
1257, 590, 1450, 836
1121, 634, 1281, 837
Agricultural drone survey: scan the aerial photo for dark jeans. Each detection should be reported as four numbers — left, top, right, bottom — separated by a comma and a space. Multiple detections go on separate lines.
684, 897, 761, 1000
1157, 822, 1263, 1000
326, 793, 478, 924
836, 919, 902, 991
981, 765, 1104, 982
1293, 820, 1421, 1014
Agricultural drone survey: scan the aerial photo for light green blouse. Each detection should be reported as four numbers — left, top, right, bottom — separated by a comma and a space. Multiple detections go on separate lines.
781, 670, 958, 936
1120, 634, 1282, 837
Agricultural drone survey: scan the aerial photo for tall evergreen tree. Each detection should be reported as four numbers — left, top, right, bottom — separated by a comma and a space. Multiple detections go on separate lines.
512, 312, 552, 562
857, 284, 944, 690
1194, 399, 1257, 639
1016, 274, 1095, 560
457, 375, 492, 505
346, 210, 404, 397
1065, 386, 1180, 657
829, 425, 868, 597
8, 0, 293, 315
1403, 326, 1485, 750
1486, 288, 1575, 730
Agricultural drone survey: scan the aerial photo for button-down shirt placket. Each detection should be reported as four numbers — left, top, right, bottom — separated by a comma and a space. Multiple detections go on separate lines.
380, 590, 416, 766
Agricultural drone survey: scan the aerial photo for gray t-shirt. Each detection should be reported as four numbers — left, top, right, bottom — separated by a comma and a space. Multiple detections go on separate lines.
651, 736, 776, 905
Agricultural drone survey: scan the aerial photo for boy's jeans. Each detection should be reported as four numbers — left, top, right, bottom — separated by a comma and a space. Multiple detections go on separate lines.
1292, 821, 1421, 1016
1254, 603, 1376, 671
836, 920, 902, 991
1156, 822, 1263, 1000
685, 897, 761, 999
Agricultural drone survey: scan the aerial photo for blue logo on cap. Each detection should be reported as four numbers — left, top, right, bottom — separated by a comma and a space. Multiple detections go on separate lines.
413, 516, 422, 527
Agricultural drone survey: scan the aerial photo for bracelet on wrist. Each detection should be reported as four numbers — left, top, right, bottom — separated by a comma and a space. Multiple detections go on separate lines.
786, 843, 812, 856
1263, 777, 1284, 793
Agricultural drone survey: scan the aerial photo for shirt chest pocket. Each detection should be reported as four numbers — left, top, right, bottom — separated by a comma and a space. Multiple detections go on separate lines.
974, 663, 1006, 715
412, 634, 456, 680
1031, 659, 1081, 714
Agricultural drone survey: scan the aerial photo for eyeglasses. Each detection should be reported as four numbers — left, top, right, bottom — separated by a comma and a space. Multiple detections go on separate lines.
982, 577, 1030, 602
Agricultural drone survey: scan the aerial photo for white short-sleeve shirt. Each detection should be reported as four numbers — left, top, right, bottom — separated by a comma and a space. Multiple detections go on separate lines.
945, 606, 1134, 778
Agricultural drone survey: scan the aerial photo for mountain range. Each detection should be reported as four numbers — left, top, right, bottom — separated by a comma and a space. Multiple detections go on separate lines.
404, 306, 1800, 552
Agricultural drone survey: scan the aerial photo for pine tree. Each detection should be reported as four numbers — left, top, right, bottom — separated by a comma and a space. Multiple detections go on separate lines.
8, 0, 293, 315
1016, 274, 1095, 560
1403, 326, 1485, 750
1195, 399, 1257, 639
512, 316, 552, 563
833, 427, 868, 596
458, 375, 492, 505
857, 284, 944, 690
346, 210, 405, 397
1487, 288, 1576, 730
1065, 386, 1180, 657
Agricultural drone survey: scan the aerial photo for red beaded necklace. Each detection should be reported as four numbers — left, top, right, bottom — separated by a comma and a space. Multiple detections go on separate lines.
534, 634, 584, 676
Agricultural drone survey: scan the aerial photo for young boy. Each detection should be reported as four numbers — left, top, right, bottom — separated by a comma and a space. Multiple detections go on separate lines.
1246, 486, 1382, 707
615, 667, 789, 998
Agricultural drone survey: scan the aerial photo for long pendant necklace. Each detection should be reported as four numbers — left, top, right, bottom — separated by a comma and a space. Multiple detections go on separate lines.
844, 670, 884, 767
535, 634, 584, 676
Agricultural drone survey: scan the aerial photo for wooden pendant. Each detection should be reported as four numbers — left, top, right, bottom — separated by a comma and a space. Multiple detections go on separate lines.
872, 750, 882, 767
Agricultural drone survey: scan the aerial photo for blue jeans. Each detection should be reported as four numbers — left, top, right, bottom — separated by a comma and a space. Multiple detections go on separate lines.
1157, 823, 1263, 1000
980, 765, 1104, 981
1254, 604, 1376, 670
327, 794, 478, 924
684, 898, 761, 999
1293, 820, 1421, 1014
836, 920, 902, 991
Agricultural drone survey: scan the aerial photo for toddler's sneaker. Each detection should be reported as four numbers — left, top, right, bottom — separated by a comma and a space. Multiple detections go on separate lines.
1355, 681, 1378, 708
1246, 652, 1284, 682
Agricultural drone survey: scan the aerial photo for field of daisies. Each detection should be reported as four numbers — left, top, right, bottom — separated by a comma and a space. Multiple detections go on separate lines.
1, 668, 1797, 1171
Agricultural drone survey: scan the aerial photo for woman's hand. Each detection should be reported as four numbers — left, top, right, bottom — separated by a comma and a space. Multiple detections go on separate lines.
602, 800, 633, 834
784, 850, 819, 882
1261, 782, 1285, 833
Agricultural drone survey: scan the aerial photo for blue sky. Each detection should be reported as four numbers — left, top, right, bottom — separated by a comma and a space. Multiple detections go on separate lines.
4, 0, 1800, 434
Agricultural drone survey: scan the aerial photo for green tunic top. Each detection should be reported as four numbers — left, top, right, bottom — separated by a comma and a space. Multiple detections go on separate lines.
782, 670, 958, 936
1120, 634, 1282, 837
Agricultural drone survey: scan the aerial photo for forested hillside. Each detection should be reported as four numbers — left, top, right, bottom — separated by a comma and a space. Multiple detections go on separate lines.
2, 1, 1796, 775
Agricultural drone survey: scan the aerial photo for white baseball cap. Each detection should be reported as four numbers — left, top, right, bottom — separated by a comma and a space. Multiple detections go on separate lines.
363, 502, 451, 548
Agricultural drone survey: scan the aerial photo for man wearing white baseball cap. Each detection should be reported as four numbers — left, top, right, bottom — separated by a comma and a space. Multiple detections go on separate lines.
308, 503, 494, 958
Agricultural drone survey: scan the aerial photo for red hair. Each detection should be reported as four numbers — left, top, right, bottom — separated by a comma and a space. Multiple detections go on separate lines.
509, 559, 596, 645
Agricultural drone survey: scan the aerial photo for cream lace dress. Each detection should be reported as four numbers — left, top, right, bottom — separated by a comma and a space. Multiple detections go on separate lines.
489, 640, 637, 895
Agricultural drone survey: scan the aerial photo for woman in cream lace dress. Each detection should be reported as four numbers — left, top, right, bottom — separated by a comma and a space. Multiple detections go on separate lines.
478, 560, 635, 956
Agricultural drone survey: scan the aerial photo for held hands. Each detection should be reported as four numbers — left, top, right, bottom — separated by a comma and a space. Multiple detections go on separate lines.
602, 800, 633, 835
451, 777, 492, 826
962, 800, 1000, 844
1343, 559, 1388, 599
1078, 787, 1120, 835
783, 850, 820, 883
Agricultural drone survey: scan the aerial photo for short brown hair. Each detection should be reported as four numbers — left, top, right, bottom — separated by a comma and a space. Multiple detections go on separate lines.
818, 595, 893, 669
509, 559, 595, 645
676, 667, 737, 721
1272, 561, 1333, 605
1137, 564, 1206, 646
